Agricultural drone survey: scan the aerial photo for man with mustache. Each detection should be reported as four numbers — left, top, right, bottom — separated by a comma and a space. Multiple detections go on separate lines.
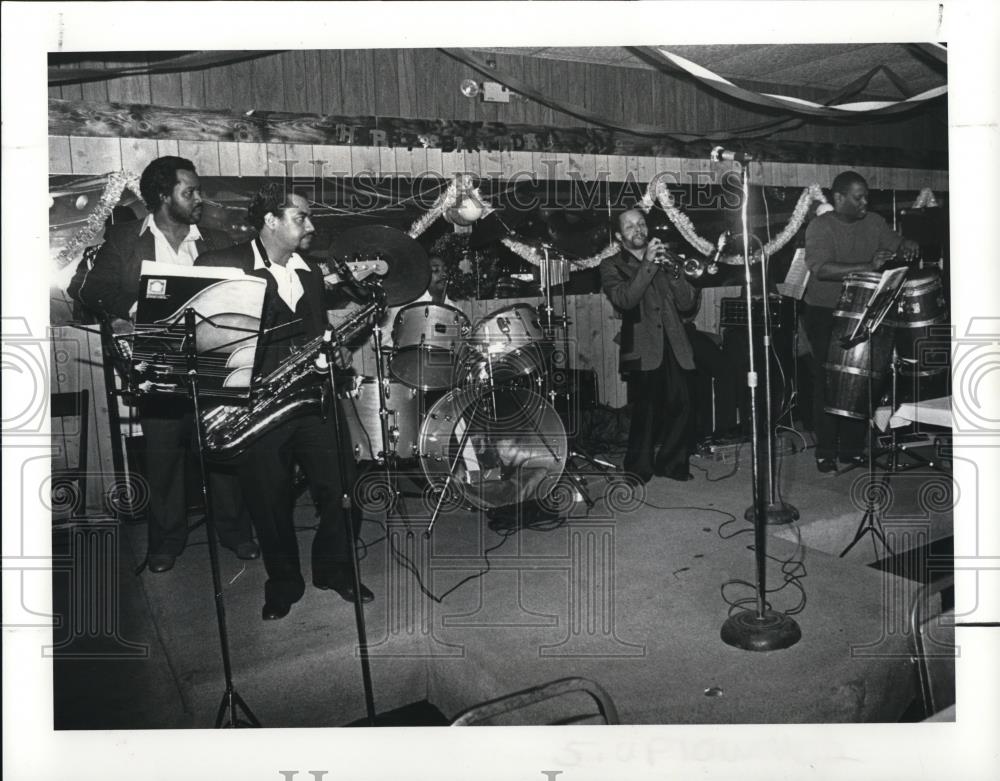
197, 184, 371, 620
70, 156, 255, 572
803, 170, 920, 473
600, 208, 698, 484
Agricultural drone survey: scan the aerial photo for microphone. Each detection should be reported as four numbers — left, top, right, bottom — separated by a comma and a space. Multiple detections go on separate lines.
330, 254, 373, 302
710, 146, 756, 164
713, 231, 730, 263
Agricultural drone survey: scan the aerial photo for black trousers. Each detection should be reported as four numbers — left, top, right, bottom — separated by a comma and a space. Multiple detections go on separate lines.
238, 412, 360, 606
801, 304, 866, 460
139, 399, 250, 556
624, 344, 691, 479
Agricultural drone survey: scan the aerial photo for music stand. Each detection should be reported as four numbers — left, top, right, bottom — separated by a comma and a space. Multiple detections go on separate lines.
133, 264, 267, 727
837, 267, 909, 559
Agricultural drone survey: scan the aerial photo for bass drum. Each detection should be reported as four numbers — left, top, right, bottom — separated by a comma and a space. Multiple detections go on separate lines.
418, 386, 566, 510
824, 272, 895, 419
339, 376, 420, 462
389, 302, 470, 390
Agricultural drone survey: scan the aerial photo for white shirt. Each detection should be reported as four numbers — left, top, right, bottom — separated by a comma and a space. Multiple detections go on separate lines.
128, 216, 204, 316
251, 241, 308, 311
140, 214, 202, 266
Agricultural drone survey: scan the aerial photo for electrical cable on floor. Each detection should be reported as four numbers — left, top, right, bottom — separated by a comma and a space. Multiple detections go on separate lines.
690, 441, 745, 482
719, 519, 808, 616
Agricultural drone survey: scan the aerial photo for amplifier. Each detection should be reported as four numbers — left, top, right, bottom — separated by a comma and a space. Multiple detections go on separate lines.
720, 295, 796, 330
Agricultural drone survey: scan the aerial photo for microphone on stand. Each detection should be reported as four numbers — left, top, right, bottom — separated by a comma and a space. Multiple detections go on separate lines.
708, 231, 729, 275
330, 254, 374, 303
710, 146, 756, 165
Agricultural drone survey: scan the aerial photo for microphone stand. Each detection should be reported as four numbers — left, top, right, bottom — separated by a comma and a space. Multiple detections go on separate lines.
741, 260, 799, 526
320, 328, 377, 726
719, 162, 801, 652
182, 309, 260, 727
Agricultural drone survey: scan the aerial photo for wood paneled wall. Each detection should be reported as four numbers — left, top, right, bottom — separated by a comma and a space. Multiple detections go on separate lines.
50, 326, 117, 515
48, 133, 949, 192
48, 49, 947, 157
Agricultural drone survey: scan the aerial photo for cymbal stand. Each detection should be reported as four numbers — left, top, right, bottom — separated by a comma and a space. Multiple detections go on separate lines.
181, 309, 259, 728
538, 246, 618, 491
425, 391, 485, 537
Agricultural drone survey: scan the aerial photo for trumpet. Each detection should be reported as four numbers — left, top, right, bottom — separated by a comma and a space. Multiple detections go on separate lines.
652, 246, 719, 279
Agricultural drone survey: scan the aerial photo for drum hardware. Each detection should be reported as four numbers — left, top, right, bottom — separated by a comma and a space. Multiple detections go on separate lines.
532, 242, 618, 505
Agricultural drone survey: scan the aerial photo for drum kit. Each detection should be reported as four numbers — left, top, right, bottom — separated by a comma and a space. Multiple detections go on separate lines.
330, 226, 602, 528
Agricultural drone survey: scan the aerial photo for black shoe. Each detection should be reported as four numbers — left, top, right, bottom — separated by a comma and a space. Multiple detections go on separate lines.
262, 600, 291, 620
624, 467, 653, 485
147, 553, 176, 573
315, 577, 374, 604
653, 463, 694, 481
838, 455, 867, 468
235, 541, 260, 560
816, 458, 838, 474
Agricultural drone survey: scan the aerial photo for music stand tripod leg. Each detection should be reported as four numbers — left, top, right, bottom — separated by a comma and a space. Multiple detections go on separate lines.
181, 309, 260, 728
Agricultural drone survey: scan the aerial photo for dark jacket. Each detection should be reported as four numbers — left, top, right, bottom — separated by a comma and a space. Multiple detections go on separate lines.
68, 219, 232, 320
195, 240, 328, 377
599, 248, 697, 372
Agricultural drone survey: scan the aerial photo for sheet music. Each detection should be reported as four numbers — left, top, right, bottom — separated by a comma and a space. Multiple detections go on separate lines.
776, 248, 810, 300
847, 266, 909, 342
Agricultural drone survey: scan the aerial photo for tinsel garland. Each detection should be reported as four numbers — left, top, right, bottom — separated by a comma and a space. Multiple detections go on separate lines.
500, 237, 619, 270
55, 171, 142, 268
911, 187, 939, 209
640, 177, 716, 256
640, 178, 829, 259
407, 174, 494, 239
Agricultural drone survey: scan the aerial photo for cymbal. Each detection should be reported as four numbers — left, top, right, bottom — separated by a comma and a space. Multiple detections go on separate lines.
328, 225, 430, 307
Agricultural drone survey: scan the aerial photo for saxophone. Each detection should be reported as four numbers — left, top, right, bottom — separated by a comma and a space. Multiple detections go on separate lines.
201, 298, 383, 458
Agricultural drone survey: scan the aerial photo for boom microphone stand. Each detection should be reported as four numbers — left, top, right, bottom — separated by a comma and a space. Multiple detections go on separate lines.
182, 309, 260, 727
719, 158, 801, 652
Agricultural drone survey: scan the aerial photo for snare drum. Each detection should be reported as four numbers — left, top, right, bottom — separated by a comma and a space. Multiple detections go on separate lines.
823, 272, 895, 419
389, 302, 470, 390
339, 376, 420, 462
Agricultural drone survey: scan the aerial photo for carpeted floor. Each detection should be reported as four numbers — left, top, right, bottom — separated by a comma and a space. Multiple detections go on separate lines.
52, 438, 954, 729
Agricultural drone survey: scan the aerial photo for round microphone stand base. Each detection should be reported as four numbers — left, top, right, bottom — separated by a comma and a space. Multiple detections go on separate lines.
743, 500, 800, 526
721, 608, 802, 652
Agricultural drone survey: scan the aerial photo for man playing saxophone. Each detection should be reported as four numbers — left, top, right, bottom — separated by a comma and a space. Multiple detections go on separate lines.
197, 183, 373, 620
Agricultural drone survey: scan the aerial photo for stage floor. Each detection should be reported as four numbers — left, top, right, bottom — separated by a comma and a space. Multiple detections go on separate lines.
52, 441, 954, 728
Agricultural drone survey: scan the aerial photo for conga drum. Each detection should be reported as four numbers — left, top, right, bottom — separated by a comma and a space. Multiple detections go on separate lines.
885, 268, 949, 378
823, 272, 896, 419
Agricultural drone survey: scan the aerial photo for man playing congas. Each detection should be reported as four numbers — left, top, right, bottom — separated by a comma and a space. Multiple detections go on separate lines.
803, 171, 920, 473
